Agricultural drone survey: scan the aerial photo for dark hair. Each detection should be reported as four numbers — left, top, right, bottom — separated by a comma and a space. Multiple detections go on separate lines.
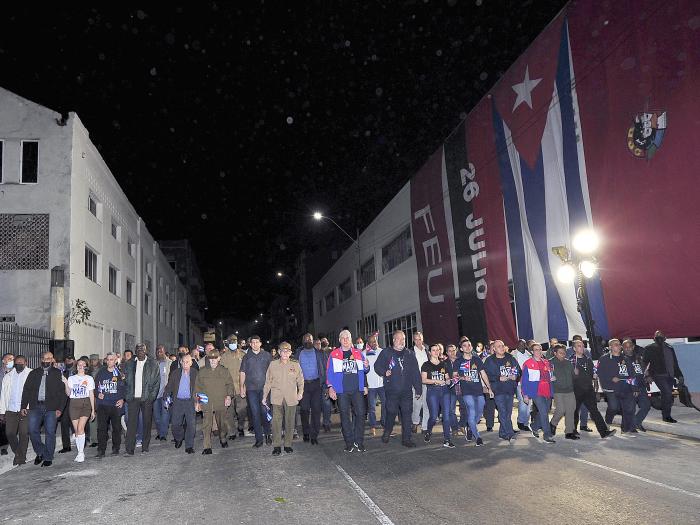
2, 353, 14, 359
552, 343, 567, 352
572, 334, 583, 341
14, 354, 26, 362
249, 335, 261, 342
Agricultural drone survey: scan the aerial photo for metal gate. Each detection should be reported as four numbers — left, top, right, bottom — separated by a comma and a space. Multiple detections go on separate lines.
0, 323, 51, 369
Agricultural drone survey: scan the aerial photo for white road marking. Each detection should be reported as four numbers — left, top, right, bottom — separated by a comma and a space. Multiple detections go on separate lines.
571, 458, 700, 499
335, 464, 395, 525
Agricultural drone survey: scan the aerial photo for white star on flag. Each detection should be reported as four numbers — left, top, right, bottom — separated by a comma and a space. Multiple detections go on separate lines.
511, 66, 542, 111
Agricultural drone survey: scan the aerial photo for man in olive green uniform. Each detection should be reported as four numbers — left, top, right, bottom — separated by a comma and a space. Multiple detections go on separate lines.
263, 342, 304, 455
194, 350, 234, 454
220, 334, 248, 439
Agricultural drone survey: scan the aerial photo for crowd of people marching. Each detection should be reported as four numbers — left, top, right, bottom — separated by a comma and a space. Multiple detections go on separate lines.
0, 328, 685, 466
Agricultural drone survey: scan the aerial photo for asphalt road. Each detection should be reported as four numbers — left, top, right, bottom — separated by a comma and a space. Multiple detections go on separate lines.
1, 416, 699, 525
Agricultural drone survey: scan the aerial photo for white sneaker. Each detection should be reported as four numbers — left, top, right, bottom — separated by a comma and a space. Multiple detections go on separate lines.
136, 441, 142, 448
74, 453, 85, 463
244, 431, 255, 437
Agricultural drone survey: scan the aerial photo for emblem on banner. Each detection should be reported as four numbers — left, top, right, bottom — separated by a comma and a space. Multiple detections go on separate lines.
627, 110, 667, 159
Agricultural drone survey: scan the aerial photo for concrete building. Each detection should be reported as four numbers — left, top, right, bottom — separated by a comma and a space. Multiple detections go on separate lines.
312, 183, 422, 349
0, 86, 206, 356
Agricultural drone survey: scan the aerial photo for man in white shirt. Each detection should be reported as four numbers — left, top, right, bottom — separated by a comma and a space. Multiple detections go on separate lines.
513, 339, 533, 431
124, 344, 160, 455
412, 332, 430, 434
0, 355, 31, 465
365, 334, 384, 436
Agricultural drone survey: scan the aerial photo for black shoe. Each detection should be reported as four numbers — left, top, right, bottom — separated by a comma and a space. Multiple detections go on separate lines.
344, 445, 354, 452
565, 433, 580, 440
41, 460, 52, 467
323, 425, 331, 432
238, 429, 245, 437
423, 431, 431, 443
228, 434, 237, 441
123, 451, 135, 456
253, 441, 263, 448
220, 441, 228, 448
284, 447, 293, 454
111, 450, 120, 456
402, 440, 416, 448
550, 423, 557, 436
580, 426, 593, 432
303, 434, 310, 442
663, 417, 678, 423
517, 423, 530, 431
601, 429, 616, 438
141, 448, 149, 453
186, 448, 194, 454
89, 442, 98, 448
272, 447, 282, 456
543, 437, 556, 444
531, 429, 540, 439
475, 438, 484, 447
355, 443, 366, 452
58, 447, 71, 454
443, 441, 455, 448
34, 456, 43, 465
202, 448, 212, 455
466, 429, 473, 442
175, 440, 183, 449
381, 434, 390, 444
265, 434, 272, 445
637, 424, 647, 432
486, 427, 493, 432
310, 438, 318, 445
95, 452, 105, 459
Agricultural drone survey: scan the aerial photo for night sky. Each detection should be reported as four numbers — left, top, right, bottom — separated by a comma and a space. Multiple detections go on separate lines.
1, 1, 567, 321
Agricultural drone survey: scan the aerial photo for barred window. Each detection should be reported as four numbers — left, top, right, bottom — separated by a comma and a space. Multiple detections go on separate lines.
382, 226, 412, 274
383, 312, 418, 349
356, 313, 378, 340
112, 329, 121, 354
21, 141, 38, 184
124, 333, 136, 353
338, 277, 352, 303
357, 257, 376, 291
324, 290, 336, 312
0, 214, 49, 270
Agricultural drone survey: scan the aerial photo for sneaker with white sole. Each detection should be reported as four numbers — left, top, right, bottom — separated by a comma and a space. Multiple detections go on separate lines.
74, 453, 85, 463
136, 441, 142, 448
443, 440, 455, 448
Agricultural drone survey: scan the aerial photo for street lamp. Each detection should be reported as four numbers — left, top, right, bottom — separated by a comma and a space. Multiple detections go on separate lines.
552, 228, 602, 358
313, 211, 365, 338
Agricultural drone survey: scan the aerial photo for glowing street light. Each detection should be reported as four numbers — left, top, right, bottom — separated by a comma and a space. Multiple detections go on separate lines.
580, 260, 597, 278
572, 229, 600, 255
313, 211, 323, 221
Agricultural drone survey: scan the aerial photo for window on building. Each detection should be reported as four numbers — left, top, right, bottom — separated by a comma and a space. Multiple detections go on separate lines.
382, 226, 413, 274
317, 300, 324, 317
108, 265, 119, 295
146, 275, 153, 292
356, 313, 378, 339
111, 221, 121, 241
159, 305, 165, 323
383, 312, 418, 349
124, 333, 135, 353
0, 214, 49, 270
20, 141, 38, 184
128, 239, 136, 258
88, 195, 98, 217
324, 290, 336, 312
126, 279, 134, 305
165, 284, 170, 302
357, 257, 376, 291
0, 140, 4, 183
338, 277, 352, 303
145, 293, 152, 315
112, 329, 121, 353
170, 313, 174, 328
85, 246, 98, 283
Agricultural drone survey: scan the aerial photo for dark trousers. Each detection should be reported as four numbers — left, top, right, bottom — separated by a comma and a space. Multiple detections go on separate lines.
338, 390, 365, 447
604, 392, 620, 425
384, 389, 414, 443
0, 418, 7, 448
618, 391, 637, 432
368, 387, 386, 428
4, 411, 29, 463
494, 394, 515, 439
574, 387, 608, 436
170, 398, 196, 449
59, 398, 72, 448
125, 399, 153, 453
654, 375, 674, 419
483, 395, 496, 429
531, 396, 552, 439
300, 379, 322, 439
247, 389, 271, 442
635, 391, 651, 427
96, 404, 122, 453
28, 404, 57, 461
426, 387, 451, 440
322, 386, 332, 427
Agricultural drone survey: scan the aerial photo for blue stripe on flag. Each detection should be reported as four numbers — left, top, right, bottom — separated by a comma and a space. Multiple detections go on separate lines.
556, 21, 610, 338
492, 105, 533, 339
518, 154, 569, 340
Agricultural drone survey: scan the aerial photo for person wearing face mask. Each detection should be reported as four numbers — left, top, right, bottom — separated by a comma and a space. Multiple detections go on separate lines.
21, 352, 67, 467
294, 333, 326, 445
319, 337, 334, 432
0, 355, 31, 465
220, 335, 249, 440
644, 331, 684, 423
194, 350, 234, 455
0, 353, 15, 456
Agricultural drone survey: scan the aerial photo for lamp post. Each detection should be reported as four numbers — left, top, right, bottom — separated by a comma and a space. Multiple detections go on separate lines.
313, 212, 365, 338
552, 229, 602, 359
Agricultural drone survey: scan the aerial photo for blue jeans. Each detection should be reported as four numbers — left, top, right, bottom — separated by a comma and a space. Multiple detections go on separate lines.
579, 403, 589, 428
247, 390, 271, 442
494, 394, 515, 439
153, 397, 171, 439
462, 394, 485, 440
516, 384, 530, 425
531, 396, 552, 438
448, 391, 461, 430
635, 391, 651, 427
28, 404, 57, 461
367, 387, 386, 428
618, 390, 637, 432
427, 387, 451, 440
604, 392, 619, 425
124, 402, 143, 441
322, 387, 332, 427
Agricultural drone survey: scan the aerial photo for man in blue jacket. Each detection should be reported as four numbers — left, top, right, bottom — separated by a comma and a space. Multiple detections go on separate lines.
484, 340, 521, 442
294, 333, 327, 445
373, 330, 422, 448
326, 330, 369, 452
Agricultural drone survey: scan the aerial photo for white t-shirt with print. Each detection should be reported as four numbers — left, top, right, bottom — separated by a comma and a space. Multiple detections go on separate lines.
67, 374, 95, 399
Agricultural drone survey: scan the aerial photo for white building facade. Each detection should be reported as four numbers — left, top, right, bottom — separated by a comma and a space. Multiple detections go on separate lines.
0, 87, 202, 357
